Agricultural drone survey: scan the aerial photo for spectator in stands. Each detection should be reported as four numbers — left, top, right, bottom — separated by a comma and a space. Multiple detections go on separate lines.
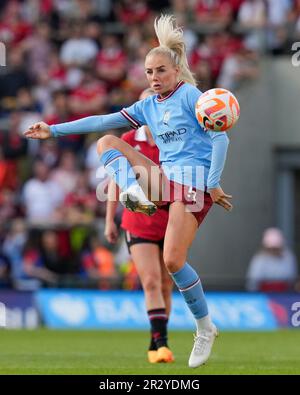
93, 0, 115, 23
0, 48, 31, 116
70, 0, 99, 21
45, 89, 71, 125
60, 20, 98, 67
0, 189, 19, 222
35, 140, 59, 169
0, 111, 28, 190
292, 0, 300, 39
15, 87, 42, 113
96, 34, 127, 90
2, 219, 29, 290
80, 234, 118, 290
114, 0, 152, 26
69, 68, 107, 117
126, 42, 151, 95
0, 0, 32, 47
177, 13, 198, 57
113, 237, 140, 290
50, 149, 79, 196
217, 47, 259, 90
237, 0, 266, 29
64, 169, 100, 224
246, 227, 298, 292
45, 89, 84, 152
125, 24, 145, 59
0, 254, 10, 287
21, 230, 60, 287
46, 50, 67, 91
265, 0, 292, 55
22, 160, 64, 224
190, 32, 229, 86
193, 0, 234, 31
237, 0, 266, 52
120, 258, 141, 291
21, 20, 53, 82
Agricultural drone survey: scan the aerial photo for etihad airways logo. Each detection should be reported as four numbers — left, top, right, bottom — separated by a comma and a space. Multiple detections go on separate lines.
157, 128, 187, 143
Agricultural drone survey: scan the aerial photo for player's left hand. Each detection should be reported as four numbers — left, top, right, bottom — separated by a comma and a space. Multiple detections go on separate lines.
24, 121, 51, 139
208, 187, 233, 211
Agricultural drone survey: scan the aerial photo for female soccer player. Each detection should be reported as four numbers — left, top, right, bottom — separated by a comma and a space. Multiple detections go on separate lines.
25, 15, 232, 368
105, 88, 174, 364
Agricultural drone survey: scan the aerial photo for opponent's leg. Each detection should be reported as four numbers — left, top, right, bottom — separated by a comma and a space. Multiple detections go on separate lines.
160, 251, 173, 317
129, 242, 174, 363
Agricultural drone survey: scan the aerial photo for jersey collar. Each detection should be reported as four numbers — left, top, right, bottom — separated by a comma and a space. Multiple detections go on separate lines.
156, 80, 185, 102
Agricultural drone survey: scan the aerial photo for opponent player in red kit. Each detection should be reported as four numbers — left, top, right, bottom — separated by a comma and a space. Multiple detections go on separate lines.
105, 88, 174, 363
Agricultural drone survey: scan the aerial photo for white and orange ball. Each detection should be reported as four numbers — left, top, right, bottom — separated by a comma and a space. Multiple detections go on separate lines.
195, 88, 240, 132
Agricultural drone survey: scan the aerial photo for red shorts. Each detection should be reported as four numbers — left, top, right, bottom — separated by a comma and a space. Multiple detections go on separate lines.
159, 177, 213, 227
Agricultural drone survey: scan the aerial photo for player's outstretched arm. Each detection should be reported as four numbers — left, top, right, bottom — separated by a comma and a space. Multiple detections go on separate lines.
24, 113, 132, 139
24, 122, 51, 139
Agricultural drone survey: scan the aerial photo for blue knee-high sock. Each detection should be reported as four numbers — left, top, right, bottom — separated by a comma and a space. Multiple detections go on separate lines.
171, 262, 208, 319
100, 149, 139, 191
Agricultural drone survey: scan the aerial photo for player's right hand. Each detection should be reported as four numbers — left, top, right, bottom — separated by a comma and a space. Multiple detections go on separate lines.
104, 221, 119, 244
208, 187, 233, 212
24, 121, 51, 139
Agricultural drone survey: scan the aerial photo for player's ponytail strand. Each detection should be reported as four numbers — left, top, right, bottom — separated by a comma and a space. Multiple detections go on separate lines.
148, 15, 196, 86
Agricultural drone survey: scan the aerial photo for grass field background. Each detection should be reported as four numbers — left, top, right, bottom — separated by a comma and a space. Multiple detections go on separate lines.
0, 329, 299, 375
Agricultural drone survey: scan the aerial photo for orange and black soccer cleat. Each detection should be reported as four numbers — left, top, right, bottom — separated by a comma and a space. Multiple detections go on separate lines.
148, 350, 158, 363
155, 346, 175, 363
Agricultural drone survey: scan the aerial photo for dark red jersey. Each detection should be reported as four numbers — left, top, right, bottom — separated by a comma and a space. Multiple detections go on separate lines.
120, 128, 168, 241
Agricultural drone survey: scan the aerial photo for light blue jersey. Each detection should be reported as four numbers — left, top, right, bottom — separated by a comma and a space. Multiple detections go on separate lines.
50, 81, 229, 190
121, 81, 229, 189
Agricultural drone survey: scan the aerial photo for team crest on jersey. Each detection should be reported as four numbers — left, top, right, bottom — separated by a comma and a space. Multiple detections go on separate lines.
163, 110, 171, 125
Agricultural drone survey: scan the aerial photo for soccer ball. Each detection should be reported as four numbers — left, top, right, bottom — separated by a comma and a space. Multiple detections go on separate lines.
195, 88, 240, 132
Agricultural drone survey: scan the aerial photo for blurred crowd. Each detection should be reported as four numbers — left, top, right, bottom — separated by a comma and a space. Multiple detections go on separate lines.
0, 0, 299, 290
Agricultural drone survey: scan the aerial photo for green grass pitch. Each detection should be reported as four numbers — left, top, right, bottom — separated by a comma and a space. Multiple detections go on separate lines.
0, 329, 299, 375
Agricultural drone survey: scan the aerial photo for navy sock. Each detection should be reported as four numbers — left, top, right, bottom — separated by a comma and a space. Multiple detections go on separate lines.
148, 308, 168, 349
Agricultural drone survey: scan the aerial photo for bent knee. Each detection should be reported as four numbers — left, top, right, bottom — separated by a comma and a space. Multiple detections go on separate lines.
97, 134, 119, 155
163, 252, 185, 273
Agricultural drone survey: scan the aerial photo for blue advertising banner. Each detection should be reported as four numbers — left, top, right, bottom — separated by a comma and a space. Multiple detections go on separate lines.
267, 294, 300, 328
36, 290, 278, 330
0, 290, 39, 329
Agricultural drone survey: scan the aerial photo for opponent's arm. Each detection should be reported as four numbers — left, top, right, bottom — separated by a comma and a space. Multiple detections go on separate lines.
104, 180, 120, 244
